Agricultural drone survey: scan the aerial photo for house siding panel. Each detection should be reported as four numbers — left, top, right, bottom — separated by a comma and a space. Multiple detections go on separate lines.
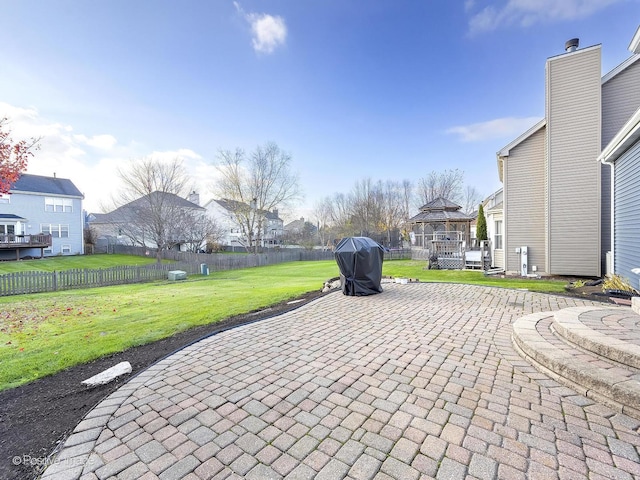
504, 128, 546, 274
0, 192, 84, 259
602, 59, 640, 275
614, 141, 640, 290
602, 60, 640, 146
546, 47, 601, 276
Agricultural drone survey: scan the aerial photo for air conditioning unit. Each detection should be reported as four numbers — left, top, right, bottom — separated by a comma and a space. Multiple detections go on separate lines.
168, 270, 187, 281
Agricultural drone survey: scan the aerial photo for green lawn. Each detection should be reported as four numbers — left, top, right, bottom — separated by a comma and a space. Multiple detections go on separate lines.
0, 254, 163, 273
0, 257, 569, 390
383, 260, 568, 293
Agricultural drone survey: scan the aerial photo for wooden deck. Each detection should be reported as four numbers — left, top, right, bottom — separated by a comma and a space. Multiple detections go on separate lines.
0, 234, 52, 259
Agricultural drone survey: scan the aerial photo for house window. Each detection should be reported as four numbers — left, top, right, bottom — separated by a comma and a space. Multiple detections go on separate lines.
61, 244, 71, 254
41, 224, 69, 238
0, 194, 10, 204
494, 220, 503, 250
44, 247, 53, 255
45, 197, 73, 213
0, 224, 15, 235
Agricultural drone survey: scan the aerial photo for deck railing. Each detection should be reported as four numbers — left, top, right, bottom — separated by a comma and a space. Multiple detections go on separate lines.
0, 234, 52, 248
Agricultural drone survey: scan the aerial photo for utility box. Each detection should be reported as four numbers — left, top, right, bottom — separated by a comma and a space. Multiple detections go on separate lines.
200, 263, 209, 275
520, 246, 528, 276
168, 270, 187, 281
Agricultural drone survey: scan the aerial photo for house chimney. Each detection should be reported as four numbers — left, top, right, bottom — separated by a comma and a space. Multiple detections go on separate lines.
188, 190, 200, 205
565, 38, 579, 53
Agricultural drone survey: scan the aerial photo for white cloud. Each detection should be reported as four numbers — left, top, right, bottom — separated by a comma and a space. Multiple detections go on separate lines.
467, 0, 623, 35
234, 2, 287, 54
446, 116, 542, 142
0, 102, 214, 212
74, 134, 117, 150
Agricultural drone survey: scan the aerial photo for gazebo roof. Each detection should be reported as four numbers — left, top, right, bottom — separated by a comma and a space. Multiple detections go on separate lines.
409, 197, 474, 223
417, 197, 462, 212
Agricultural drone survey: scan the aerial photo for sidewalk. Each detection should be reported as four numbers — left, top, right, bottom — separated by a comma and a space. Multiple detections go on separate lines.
41, 282, 640, 479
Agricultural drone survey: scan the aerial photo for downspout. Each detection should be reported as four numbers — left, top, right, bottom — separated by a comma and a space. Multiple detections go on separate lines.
601, 159, 614, 277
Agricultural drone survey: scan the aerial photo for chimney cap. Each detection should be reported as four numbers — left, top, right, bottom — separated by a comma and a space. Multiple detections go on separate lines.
565, 38, 579, 52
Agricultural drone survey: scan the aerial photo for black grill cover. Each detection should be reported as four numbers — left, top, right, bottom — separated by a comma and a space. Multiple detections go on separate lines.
334, 237, 384, 296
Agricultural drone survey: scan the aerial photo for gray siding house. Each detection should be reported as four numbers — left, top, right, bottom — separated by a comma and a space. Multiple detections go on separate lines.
0, 174, 84, 259
497, 35, 640, 277
598, 28, 640, 290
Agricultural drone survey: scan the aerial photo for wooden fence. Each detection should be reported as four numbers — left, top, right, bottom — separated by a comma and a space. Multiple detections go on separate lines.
0, 247, 411, 297
0, 262, 200, 297
114, 245, 412, 267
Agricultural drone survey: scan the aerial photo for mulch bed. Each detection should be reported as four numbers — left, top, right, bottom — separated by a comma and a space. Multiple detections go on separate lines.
0, 290, 327, 480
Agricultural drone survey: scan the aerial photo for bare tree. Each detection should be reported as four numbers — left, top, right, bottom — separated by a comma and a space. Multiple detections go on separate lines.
312, 197, 333, 248
351, 178, 384, 237
416, 169, 464, 206
179, 210, 226, 253
214, 142, 301, 253
461, 185, 484, 215
329, 192, 355, 239
400, 179, 414, 243
109, 158, 198, 262
379, 180, 406, 247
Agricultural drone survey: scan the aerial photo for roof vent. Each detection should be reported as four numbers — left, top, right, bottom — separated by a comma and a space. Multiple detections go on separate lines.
565, 38, 579, 53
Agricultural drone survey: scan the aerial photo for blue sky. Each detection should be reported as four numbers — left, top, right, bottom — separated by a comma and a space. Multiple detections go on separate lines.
1, 0, 639, 218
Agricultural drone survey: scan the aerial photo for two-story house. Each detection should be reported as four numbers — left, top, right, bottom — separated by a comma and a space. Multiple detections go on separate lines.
496, 34, 640, 277
0, 173, 84, 260
598, 26, 640, 290
204, 198, 284, 250
479, 188, 504, 269
89, 191, 206, 252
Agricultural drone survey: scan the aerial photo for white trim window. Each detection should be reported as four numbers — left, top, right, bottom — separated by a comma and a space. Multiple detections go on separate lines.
61, 244, 71, 254
44, 247, 53, 255
41, 224, 70, 238
0, 194, 10, 204
494, 220, 503, 250
45, 197, 73, 213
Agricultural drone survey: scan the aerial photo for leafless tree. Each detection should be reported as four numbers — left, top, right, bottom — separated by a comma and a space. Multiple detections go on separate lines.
350, 178, 384, 237
108, 158, 215, 262
214, 142, 301, 253
400, 179, 414, 243
379, 180, 406, 246
461, 185, 484, 215
179, 210, 226, 253
329, 192, 354, 239
416, 169, 465, 206
312, 197, 333, 248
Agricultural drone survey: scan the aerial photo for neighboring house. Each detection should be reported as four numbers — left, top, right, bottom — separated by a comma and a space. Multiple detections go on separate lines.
496, 34, 640, 277
204, 198, 284, 249
597, 27, 640, 290
476, 188, 504, 269
408, 198, 474, 248
204, 199, 247, 250
89, 191, 205, 252
0, 173, 84, 260
284, 217, 318, 245
263, 209, 284, 246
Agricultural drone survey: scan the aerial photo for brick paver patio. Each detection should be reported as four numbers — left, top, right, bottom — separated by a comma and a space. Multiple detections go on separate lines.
42, 282, 640, 479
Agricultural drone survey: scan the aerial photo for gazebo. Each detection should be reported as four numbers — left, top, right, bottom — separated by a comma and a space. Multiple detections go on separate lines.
408, 198, 473, 249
